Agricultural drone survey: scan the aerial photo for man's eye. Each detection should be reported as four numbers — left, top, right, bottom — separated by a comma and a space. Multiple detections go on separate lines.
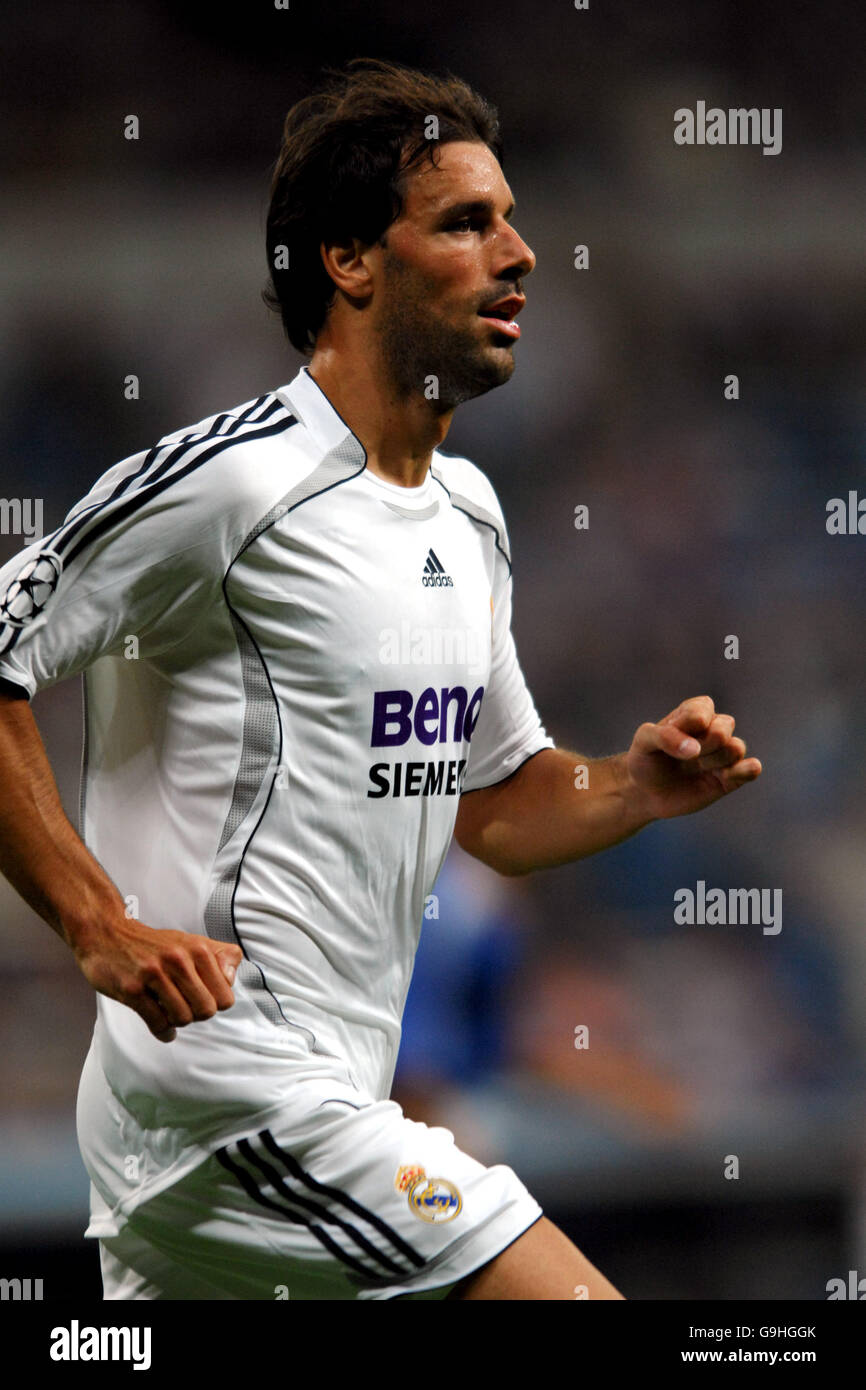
450, 217, 475, 232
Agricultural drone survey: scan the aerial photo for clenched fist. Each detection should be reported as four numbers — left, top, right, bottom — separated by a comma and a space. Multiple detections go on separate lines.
74, 917, 243, 1043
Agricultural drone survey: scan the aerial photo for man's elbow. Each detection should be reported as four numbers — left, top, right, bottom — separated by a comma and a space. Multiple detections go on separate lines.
453, 823, 534, 878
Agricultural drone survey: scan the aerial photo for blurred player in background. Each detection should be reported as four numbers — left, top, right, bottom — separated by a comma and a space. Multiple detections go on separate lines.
0, 58, 760, 1299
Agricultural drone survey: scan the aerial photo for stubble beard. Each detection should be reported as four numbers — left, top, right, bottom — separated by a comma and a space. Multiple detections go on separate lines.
375, 248, 516, 411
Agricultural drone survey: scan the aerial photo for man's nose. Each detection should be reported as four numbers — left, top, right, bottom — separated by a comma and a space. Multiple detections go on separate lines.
500, 222, 536, 279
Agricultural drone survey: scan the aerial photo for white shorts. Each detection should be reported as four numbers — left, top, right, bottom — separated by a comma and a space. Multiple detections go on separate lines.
95, 1074, 543, 1300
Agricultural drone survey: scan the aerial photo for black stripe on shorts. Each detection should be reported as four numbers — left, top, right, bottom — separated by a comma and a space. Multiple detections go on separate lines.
214, 1143, 389, 1284
259, 1128, 426, 1269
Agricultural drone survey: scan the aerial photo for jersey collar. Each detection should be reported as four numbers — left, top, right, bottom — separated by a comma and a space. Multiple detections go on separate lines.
276, 365, 367, 463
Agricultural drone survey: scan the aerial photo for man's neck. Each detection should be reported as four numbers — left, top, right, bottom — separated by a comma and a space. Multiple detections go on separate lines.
307, 347, 453, 488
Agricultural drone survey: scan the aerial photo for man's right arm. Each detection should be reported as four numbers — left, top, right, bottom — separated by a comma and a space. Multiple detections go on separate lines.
0, 688, 242, 1043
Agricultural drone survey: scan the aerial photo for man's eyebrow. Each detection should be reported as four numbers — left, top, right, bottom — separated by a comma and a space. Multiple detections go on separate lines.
436, 197, 515, 222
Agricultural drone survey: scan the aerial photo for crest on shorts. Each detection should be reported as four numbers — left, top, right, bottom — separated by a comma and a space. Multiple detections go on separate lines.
395, 1163, 426, 1194
396, 1166, 462, 1224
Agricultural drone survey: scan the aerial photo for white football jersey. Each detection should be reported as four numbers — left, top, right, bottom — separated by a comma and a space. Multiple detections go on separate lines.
0, 366, 553, 1215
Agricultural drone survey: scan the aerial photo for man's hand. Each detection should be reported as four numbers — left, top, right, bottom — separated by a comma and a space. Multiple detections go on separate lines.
0, 690, 243, 1040
73, 918, 243, 1044
625, 695, 762, 822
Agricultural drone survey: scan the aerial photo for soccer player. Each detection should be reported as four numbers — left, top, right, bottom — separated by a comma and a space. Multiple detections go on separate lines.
0, 58, 761, 1300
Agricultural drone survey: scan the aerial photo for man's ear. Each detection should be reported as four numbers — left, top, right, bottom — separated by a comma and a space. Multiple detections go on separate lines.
319, 238, 376, 303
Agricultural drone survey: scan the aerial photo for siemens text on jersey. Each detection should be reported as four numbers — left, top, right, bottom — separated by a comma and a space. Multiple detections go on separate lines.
368, 684, 483, 798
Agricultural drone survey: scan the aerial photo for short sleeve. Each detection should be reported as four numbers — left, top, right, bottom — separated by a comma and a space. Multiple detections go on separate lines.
462, 542, 554, 793
0, 449, 228, 698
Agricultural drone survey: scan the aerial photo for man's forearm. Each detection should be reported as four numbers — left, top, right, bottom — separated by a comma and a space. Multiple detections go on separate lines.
455, 746, 653, 876
0, 693, 128, 947
0, 690, 241, 1042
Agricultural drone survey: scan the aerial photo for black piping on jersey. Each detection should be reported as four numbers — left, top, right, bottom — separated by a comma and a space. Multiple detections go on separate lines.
297, 364, 366, 455
258, 1128, 426, 1268
468, 743, 549, 793
429, 462, 512, 577
78, 667, 90, 844
214, 1143, 395, 1284
74, 399, 295, 857
234, 1134, 418, 1279
202, 436, 368, 1041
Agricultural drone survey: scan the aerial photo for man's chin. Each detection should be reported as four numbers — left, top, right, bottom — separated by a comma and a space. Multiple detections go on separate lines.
439, 347, 516, 406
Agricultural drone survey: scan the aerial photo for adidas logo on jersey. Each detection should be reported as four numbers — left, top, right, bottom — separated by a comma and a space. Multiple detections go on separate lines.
421, 548, 453, 587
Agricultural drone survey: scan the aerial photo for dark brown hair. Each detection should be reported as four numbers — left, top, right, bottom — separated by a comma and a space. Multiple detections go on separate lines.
262, 58, 502, 354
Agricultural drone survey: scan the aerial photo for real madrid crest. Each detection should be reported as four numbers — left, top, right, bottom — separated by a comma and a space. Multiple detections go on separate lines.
395, 1164, 462, 1223
395, 1164, 426, 1194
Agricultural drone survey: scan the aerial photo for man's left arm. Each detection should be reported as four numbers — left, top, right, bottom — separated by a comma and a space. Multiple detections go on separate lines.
455, 695, 762, 876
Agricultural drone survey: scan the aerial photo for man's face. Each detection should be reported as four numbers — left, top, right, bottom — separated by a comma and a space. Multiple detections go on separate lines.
370, 141, 536, 408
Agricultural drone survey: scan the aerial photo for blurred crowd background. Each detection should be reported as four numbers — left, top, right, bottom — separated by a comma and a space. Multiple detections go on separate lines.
1, 0, 865, 1300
